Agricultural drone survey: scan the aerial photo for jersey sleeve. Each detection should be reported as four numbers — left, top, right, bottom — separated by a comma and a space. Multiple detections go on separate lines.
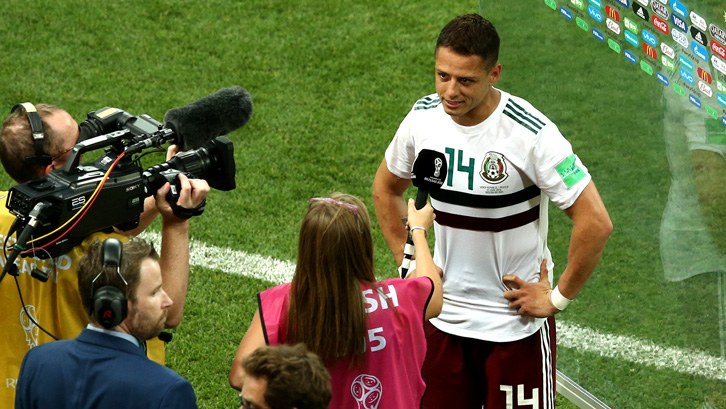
532, 123, 592, 209
384, 108, 417, 179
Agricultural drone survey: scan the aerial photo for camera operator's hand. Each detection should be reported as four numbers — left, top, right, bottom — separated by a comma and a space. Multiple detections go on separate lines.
166, 144, 179, 161
156, 174, 210, 222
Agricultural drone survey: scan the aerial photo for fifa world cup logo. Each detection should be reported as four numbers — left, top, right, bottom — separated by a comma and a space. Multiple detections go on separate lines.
20, 305, 40, 349
433, 158, 443, 178
351, 374, 382, 409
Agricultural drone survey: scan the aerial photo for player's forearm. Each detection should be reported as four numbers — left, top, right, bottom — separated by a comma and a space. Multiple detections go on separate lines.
557, 209, 612, 299
159, 219, 190, 327
373, 159, 414, 266
555, 181, 612, 300
372, 191, 409, 265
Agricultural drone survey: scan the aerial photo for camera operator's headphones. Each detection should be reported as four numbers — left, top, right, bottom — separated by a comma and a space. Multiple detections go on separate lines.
11, 102, 52, 167
91, 238, 128, 329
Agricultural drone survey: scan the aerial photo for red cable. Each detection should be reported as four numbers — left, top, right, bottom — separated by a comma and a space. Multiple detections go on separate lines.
21, 152, 126, 255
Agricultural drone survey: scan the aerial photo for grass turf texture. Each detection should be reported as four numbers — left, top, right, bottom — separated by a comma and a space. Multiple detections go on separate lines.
1, 0, 723, 408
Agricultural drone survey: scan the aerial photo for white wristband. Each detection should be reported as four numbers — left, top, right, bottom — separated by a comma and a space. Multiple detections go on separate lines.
550, 286, 572, 311
409, 226, 428, 237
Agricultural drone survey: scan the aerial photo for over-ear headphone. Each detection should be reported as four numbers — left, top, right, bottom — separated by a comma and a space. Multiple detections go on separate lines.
91, 238, 127, 329
11, 102, 52, 166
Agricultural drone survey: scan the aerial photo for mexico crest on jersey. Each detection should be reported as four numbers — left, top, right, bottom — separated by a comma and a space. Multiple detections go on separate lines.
480, 151, 508, 184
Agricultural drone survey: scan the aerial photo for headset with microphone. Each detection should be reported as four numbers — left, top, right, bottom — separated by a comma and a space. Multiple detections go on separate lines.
91, 238, 127, 329
11, 102, 52, 167
88, 238, 173, 342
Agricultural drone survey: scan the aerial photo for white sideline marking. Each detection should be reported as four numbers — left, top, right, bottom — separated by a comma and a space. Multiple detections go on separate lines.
558, 321, 726, 382
142, 231, 296, 285
143, 231, 726, 382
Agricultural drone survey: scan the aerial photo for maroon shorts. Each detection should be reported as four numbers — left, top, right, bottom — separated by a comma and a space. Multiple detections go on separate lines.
422, 316, 556, 409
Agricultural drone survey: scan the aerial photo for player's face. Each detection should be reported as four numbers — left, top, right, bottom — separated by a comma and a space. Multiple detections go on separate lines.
127, 258, 172, 340
435, 46, 502, 126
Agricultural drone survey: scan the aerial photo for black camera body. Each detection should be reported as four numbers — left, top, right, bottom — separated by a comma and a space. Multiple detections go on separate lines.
7, 153, 145, 257
5, 107, 236, 259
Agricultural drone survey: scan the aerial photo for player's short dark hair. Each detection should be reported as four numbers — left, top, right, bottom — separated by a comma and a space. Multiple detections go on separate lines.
243, 343, 331, 409
436, 14, 500, 70
77, 237, 159, 319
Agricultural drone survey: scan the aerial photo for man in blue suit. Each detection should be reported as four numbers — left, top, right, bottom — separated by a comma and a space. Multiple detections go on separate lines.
14, 237, 198, 409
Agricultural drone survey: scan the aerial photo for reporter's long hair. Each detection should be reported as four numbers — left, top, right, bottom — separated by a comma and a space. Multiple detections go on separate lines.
288, 193, 375, 366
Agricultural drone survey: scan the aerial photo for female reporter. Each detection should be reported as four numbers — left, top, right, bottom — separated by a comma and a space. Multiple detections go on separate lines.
229, 193, 442, 408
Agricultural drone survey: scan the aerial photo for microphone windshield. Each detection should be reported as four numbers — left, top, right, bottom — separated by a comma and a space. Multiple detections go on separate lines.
411, 149, 448, 190
164, 86, 253, 151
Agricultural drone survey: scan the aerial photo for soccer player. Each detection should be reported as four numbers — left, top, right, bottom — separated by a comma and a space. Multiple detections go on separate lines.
372, 14, 612, 408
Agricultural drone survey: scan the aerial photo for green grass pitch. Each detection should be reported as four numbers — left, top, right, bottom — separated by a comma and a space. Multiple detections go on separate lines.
1, 1, 724, 408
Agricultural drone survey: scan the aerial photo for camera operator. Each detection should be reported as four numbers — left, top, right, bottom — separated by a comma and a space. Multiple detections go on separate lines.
0, 103, 209, 408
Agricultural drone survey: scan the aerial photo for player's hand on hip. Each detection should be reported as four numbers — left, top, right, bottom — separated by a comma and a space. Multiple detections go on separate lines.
502, 260, 558, 318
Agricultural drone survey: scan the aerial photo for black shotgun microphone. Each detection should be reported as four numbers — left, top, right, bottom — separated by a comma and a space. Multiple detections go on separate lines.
401, 149, 448, 278
164, 86, 253, 151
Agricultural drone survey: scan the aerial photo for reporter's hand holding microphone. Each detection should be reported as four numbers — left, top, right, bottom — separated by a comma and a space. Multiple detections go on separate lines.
405, 198, 443, 319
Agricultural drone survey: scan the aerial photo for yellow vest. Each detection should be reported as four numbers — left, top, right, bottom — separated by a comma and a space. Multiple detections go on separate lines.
0, 192, 164, 408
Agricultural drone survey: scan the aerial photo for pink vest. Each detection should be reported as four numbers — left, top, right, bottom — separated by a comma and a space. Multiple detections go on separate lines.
259, 277, 433, 409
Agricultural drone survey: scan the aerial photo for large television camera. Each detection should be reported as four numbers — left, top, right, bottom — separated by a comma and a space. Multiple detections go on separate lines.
1, 87, 252, 280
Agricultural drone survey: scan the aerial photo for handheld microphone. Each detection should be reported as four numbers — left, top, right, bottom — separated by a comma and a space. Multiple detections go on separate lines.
163, 86, 253, 151
400, 149, 448, 278
1, 202, 53, 283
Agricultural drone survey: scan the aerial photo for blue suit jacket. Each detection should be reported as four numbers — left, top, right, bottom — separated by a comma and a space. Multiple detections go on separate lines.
15, 328, 198, 409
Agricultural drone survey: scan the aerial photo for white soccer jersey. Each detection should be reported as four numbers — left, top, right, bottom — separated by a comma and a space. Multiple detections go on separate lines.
385, 89, 591, 342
